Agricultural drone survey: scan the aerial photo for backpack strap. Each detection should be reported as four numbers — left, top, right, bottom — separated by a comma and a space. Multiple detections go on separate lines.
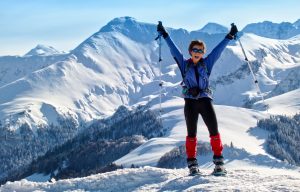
182, 58, 192, 79
183, 58, 207, 80
181, 59, 211, 96
193, 65, 200, 87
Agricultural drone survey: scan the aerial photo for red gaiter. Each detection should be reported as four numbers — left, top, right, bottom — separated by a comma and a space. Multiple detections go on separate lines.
210, 134, 223, 156
186, 136, 197, 159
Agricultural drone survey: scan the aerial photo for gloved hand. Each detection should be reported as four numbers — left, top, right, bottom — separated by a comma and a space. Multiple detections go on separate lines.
157, 22, 169, 38
226, 23, 238, 40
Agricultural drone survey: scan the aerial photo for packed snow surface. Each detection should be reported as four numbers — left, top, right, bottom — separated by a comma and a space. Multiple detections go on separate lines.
1, 166, 300, 192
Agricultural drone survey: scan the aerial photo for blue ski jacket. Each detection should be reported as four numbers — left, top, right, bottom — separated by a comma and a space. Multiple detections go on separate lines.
164, 36, 231, 100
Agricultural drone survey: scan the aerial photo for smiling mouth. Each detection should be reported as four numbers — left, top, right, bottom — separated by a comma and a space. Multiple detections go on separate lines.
194, 56, 200, 59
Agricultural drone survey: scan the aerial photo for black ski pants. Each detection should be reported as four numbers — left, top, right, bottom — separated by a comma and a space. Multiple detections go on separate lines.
184, 97, 219, 137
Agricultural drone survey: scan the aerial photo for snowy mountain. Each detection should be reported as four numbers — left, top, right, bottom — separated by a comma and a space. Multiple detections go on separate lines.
242, 20, 300, 39
1, 17, 299, 128
294, 19, 300, 28
197, 22, 228, 34
266, 65, 300, 99
1, 92, 300, 191
24, 44, 63, 57
3, 105, 164, 183
98, 16, 158, 43
255, 88, 300, 115
0, 53, 68, 87
0, 16, 300, 190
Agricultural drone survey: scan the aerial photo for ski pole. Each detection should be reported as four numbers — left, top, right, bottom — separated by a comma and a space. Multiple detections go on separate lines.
155, 21, 163, 118
233, 24, 266, 107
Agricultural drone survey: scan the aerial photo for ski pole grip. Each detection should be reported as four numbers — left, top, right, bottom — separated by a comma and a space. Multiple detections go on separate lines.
231, 23, 237, 40
155, 21, 163, 40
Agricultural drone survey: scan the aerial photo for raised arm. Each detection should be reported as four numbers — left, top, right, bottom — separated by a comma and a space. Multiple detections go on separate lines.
205, 24, 238, 75
205, 38, 231, 75
157, 22, 185, 74
164, 36, 186, 73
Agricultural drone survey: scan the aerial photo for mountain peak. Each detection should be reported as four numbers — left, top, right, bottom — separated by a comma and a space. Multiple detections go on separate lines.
294, 19, 300, 28
197, 22, 228, 34
99, 16, 140, 33
110, 16, 137, 24
85, 16, 156, 44
24, 44, 62, 57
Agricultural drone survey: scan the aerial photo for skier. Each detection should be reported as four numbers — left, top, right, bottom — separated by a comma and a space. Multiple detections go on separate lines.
157, 22, 238, 176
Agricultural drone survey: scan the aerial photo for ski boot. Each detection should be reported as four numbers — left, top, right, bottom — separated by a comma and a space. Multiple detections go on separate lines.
187, 158, 201, 176
212, 155, 227, 176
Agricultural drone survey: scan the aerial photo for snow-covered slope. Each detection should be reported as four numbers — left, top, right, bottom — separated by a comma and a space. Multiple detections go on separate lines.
266, 65, 300, 99
294, 19, 300, 28
0, 54, 68, 87
115, 97, 268, 167
115, 82, 299, 167
255, 88, 300, 115
0, 55, 112, 128
211, 33, 300, 107
1, 92, 300, 191
2, 166, 300, 191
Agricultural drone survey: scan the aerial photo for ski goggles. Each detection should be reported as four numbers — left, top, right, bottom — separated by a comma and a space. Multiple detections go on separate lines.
191, 48, 204, 54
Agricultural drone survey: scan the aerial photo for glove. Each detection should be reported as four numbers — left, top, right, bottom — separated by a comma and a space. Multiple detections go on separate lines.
157, 22, 169, 38
226, 23, 238, 40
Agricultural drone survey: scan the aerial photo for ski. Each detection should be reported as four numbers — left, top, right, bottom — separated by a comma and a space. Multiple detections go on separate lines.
212, 169, 227, 177
188, 171, 202, 176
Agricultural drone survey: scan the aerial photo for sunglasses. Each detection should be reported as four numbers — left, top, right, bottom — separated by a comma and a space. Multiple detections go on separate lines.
191, 48, 204, 54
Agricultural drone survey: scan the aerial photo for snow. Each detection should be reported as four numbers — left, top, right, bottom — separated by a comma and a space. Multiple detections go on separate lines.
116, 96, 269, 167
25, 173, 51, 183
256, 88, 300, 116
117, 84, 300, 168
1, 17, 300, 191
24, 44, 63, 57
196, 23, 228, 34
1, 166, 300, 192
1, 20, 300, 132
242, 20, 300, 39
116, 138, 181, 166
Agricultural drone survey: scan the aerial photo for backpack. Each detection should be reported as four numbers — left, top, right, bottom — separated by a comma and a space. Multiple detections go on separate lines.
181, 59, 211, 96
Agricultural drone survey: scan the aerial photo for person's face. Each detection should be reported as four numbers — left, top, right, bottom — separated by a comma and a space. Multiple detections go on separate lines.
190, 45, 204, 63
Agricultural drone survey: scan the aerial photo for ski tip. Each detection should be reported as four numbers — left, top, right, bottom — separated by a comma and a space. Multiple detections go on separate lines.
189, 172, 202, 177
212, 168, 227, 177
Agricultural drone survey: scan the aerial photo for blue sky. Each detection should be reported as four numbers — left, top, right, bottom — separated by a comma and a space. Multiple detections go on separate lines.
0, 0, 299, 56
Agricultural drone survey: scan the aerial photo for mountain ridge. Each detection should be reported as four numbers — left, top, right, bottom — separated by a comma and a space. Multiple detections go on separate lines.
24, 44, 64, 57
242, 20, 300, 39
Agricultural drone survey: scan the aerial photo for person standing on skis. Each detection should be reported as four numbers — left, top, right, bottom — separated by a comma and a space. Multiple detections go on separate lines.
157, 22, 238, 176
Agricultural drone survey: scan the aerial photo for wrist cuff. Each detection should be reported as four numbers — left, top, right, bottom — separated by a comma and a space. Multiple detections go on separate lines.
163, 32, 169, 39
226, 34, 234, 40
